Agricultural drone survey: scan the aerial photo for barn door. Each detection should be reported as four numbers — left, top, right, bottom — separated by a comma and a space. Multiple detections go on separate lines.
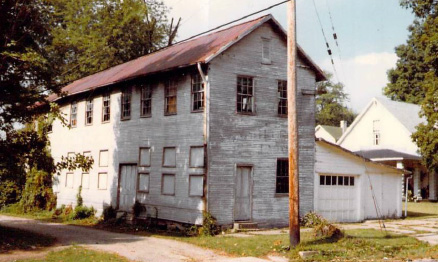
234, 166, 252, 221
118, 164, 137, 212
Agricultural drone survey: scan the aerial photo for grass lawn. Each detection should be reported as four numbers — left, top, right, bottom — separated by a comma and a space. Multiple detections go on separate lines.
0, 225, 55, 253
175, 229, 438, 261
16, 246, 131, 262
405, 201, 438, 218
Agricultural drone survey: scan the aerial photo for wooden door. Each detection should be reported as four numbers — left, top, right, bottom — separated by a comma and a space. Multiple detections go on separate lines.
118, 164, 137, 212
234, 166, 252, 221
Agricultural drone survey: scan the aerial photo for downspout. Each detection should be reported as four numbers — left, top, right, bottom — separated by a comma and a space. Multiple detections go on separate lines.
197, 62, 209, 216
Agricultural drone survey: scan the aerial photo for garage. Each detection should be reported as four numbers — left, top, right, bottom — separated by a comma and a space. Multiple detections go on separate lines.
315, 139, 405, 222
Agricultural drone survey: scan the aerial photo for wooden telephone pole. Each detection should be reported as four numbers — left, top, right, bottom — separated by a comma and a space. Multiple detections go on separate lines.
287, 0, 300, 246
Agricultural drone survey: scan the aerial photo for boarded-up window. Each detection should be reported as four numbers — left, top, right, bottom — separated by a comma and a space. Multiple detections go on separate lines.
81, 173, 90, 189
276, 159, 289, 194
189, 175, 204, 196
165, 79, 177, 115
237, 76, 254, 113
190, 146, 204, 167
66, 173, 74, 188
99, 150, 109, 167
102, 94, 111, 122
121, 88, 131, 120
262, 38, 271, 64
278, 80, 287, 116
139, 147, 151, 167
163, 147, 176, 167
140, 85, 152, 117
191, 74, 204, 112
85, 99, 93, 125
70, 102, 77, 127
138, 173, 149, 193
98, 172, 107, 190
162, 174, 175, 195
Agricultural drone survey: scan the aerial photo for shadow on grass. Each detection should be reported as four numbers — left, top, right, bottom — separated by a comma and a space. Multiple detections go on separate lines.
407, 211, 437, 218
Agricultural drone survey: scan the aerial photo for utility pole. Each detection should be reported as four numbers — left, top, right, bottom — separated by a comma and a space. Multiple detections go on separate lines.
287, 0, 300, 246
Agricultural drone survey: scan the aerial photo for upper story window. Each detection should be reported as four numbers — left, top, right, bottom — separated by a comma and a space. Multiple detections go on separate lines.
237, 76, 254, 114
141, 84, 152, 117
85, 99, 93, 125
102, 94, 110, 123
121, 88, 131, 120
278, 80, 287, 116
276, 159, 289, 194
165, 79, 177, 115
70, 101, 77, 127
373, 120, 380, 145
262, 38, 271, 64
191, 74, 204, 112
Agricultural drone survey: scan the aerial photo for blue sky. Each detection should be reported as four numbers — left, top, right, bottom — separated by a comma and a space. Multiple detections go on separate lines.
163, 0, 415, 113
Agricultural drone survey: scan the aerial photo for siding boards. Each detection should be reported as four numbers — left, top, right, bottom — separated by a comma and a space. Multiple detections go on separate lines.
208, 24, 316, 226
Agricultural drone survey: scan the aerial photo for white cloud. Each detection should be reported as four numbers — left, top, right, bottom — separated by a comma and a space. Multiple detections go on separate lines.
321, 52, 398, 113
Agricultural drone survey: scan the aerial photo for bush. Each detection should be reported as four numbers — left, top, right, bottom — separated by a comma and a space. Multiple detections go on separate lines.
76, 186, 83, 207
103, 205, 117, 221
18, 168, 56, 212
301, 212, 343, 239
73, 205, 95, 220
199, 211, 219, 236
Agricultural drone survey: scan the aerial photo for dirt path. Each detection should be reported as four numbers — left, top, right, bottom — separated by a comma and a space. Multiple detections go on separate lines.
0, 215, 272, 262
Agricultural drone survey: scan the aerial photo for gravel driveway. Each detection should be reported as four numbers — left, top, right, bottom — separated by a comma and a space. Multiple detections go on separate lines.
0, 215, 274, 262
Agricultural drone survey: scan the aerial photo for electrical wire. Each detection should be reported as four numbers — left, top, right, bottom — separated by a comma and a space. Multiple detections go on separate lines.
311, 0, 339, 83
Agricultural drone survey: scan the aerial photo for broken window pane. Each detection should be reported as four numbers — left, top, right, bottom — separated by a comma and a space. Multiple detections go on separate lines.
165, 80, 177, 115
192, 74, 204, 112
237, 76, 254, 113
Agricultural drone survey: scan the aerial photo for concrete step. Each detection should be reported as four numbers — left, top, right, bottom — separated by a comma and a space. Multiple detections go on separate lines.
233, 221, 258, 232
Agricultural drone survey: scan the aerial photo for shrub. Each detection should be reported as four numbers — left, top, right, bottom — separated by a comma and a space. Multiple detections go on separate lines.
301, 212, 343, 239
19, 168, 56, 212
73, 205, 95, 220
103, 205, 117, 221
199, 211, 219, 236
76, 186, 83, 207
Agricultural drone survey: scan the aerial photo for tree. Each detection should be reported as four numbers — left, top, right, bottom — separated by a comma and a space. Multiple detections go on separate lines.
385, 0, 438, 171
48, 0, 172, 84
316, 74, 356, 127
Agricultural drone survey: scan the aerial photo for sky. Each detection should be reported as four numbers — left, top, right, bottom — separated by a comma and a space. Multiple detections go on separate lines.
162, 0, 415, 112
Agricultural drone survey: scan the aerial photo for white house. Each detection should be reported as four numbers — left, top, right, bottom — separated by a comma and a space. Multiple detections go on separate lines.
315, 139, 405, 222
47, 15, 326, 227
337, 98, 431, 200
315, 121, 347, 143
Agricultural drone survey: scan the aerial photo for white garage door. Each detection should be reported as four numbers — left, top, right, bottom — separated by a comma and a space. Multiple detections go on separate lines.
317, 174, 358, 222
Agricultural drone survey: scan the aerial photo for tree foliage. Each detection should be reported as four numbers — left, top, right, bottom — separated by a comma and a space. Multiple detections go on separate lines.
316, 74, 356, 127
386, 0, 438, 171
48, 0, 171, 84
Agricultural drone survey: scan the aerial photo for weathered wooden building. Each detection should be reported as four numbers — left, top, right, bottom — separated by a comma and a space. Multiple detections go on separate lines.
47, 15, 326, 227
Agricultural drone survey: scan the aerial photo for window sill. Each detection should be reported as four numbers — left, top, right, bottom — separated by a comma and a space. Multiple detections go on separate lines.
236, 112, 256, 116
191, 110, 204, 114
120, 117, 131, 121
102, 120, 110, 124
278, 114, 288, 118
274, 193, 288, 198
140, 115, 152, 118
164, 113, 177, 116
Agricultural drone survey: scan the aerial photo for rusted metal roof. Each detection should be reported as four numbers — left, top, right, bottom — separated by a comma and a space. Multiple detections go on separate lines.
50, 15, 325, 102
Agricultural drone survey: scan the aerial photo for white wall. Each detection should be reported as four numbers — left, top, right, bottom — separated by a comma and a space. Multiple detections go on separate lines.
315, 141, 403, 222
315, 127, 336, 144
339, 100, 418, 155
49, 92, 119, 213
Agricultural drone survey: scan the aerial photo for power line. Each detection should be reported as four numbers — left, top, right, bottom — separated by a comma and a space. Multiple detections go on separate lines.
175, 0, 291, 44
311, 0, 339, 82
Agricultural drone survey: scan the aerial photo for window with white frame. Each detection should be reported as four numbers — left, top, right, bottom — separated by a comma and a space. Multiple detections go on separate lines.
278, 80, 287, 116
81, 173, 90, 189
121, 88, 131, 120
99, 150, 109, 167
163, 147, 176, 167
85, 99, 93, 125
165, 79, 177, 115
319, 175, 355, 186
138, 173, 150, 193
98, 172, 108, 190
373, 120, 380, 145
190, 146, 204, 167
139, 147, 151, 167
102, 94, 110, 122
237, 76, 254, 113
140, 85, 152, 117
162, 174, 175, 195
191, 74, 204, 112
189, 175, 204, 196
262, 38, 271, 64
70, 102, 77, 127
